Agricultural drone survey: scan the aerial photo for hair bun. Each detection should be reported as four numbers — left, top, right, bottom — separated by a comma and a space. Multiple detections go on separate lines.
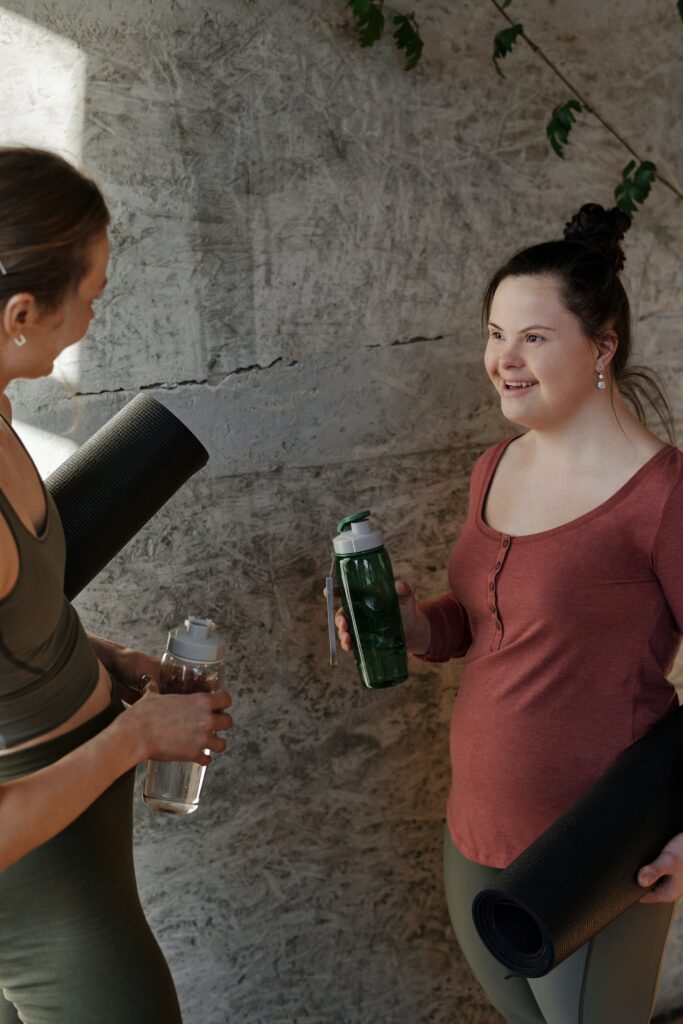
563, 203, 631, 272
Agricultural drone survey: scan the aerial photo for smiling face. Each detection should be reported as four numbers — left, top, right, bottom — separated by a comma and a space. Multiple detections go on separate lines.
484, 274, 606, 430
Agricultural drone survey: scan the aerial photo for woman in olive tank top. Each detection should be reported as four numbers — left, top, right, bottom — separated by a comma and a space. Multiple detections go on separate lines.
0, 147, 233, 1024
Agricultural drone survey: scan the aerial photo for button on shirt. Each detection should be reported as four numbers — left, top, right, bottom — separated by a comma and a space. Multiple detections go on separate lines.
416, 436, 683, 868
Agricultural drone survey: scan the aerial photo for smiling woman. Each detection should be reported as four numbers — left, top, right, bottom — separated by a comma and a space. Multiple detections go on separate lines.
331, 201, 683, 1024
0, 147, 233, 1024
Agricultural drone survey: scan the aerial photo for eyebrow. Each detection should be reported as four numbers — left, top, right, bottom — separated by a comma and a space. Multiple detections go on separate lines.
488, 321, 555, 333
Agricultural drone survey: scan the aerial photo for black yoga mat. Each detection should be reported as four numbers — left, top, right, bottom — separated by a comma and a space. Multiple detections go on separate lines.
45, 393, 209, 601
472, 704, 683, 977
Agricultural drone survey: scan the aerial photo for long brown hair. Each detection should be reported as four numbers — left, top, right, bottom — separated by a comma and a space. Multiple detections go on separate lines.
0, 147, 110, 312
482, 203, 676, 445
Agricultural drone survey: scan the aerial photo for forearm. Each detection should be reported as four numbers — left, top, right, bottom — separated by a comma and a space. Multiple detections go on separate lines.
0, 712, 142, 872
87, 632, 127, 673
408, 609, 432, 656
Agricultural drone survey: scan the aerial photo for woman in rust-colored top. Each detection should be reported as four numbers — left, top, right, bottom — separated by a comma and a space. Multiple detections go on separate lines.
335, 204, 682, 1023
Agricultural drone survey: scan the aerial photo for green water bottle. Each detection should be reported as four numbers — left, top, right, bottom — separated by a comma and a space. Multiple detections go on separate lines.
331, 511, 408, 689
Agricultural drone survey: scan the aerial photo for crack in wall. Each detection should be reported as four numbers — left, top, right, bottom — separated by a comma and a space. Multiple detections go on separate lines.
72, 337, 450, 397
366, 334, 446, 349
73, 356, 298, 396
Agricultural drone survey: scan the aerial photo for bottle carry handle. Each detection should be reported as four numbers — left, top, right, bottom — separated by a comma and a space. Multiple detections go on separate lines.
326, 556, 337, 668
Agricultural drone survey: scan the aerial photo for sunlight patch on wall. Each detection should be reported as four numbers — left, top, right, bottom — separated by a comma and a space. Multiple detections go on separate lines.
12, 419, 79, 478
0, 8, 87, 394
0, 8, 86, 160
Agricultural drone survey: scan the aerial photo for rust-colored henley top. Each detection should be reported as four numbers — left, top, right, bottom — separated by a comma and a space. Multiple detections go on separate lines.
418, 436, 683, 868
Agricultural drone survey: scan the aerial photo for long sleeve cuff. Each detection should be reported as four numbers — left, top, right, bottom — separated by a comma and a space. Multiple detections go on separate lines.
413, 594, 472, 663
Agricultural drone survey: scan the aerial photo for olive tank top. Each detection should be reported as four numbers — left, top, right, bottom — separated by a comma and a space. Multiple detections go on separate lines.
0, 414, 99, 748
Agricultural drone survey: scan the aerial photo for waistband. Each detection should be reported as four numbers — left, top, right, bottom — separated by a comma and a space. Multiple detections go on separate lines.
0, 691, 124, 782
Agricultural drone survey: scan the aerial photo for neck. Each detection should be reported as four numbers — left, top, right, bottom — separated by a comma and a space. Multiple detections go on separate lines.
523, 389, 653, 467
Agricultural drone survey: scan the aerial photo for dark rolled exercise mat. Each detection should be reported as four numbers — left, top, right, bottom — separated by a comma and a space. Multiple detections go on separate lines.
45, 393, 209, 601
472, 705, 683, 977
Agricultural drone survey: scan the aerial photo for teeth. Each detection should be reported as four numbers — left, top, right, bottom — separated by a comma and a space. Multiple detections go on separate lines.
506, 381, 535, 388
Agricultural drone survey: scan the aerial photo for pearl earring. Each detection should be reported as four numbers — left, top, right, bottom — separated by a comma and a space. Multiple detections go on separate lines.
596, 368, 606, 390
13, 334, 26, 347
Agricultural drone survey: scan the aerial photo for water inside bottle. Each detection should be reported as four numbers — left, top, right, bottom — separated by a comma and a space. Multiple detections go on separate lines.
144, 758, 208, 815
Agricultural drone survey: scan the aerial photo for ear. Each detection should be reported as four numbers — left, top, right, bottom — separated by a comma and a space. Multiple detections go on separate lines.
593, 328, 618, 370
2, 293, 39, 341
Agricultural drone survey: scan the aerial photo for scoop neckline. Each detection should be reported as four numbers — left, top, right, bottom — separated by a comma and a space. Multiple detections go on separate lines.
0, 413, 52, 543
476, 434, 677, 543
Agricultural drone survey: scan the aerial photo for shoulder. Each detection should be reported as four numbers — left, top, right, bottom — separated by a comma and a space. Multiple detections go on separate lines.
470, 434, 521, 486
0, 393, 12, 423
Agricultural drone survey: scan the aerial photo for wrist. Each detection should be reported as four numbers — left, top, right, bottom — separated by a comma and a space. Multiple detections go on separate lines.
409, 611, 431, 657
107, 705, 148, 768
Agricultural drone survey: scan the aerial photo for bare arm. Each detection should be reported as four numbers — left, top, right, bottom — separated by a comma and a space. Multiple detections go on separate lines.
0, 687, 232, 872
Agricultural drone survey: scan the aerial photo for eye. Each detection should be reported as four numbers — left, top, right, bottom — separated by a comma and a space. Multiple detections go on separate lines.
526, 334, 543, 344
488, 330, 503, 341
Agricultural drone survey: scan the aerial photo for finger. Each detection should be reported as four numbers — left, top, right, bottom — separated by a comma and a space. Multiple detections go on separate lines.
141, 674, 156, 694
194, 752, 212, 767
395, 580, 411, 597
335, 617, 349, 635
639, 849, 678, 887
209, 690, 232, 710
638, 865, 661, 887
640, 876, 680, 903
211, 713, 233, 731
205, 734, 227, 754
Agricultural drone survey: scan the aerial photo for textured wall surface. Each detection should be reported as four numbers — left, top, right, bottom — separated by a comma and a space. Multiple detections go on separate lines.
1, 0, 682, 1021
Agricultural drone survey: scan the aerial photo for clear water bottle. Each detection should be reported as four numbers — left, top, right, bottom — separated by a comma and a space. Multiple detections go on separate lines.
331, 511, 408, 689
143, 616, 225, 815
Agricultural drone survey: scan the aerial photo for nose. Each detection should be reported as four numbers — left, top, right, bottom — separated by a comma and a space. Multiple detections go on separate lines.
498, 338, 526, 370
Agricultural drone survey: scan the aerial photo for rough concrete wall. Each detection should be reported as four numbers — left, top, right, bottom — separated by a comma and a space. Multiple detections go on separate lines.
1, 1, 682, 1021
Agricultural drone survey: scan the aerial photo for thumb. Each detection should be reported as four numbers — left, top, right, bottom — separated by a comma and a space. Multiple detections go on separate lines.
395, 580, 414, 601
638, 862, 664, 888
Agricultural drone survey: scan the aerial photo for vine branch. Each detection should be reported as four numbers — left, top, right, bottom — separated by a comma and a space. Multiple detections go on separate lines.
488, 0, 683, 203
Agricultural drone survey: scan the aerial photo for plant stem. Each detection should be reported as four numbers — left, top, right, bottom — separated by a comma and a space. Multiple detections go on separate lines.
489, 0, 683, 203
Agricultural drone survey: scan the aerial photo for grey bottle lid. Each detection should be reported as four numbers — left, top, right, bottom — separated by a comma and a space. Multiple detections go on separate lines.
166, 616, 225, 662
333, 510, 384, 555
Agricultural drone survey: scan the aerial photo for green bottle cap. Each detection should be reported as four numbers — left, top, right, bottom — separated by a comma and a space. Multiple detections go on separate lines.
333, 511, 384, 555
336, 510, 371, 534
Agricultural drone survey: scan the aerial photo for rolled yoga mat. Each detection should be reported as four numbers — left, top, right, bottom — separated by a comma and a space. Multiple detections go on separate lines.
471, 704, 683, 978
45, 393, 209, 601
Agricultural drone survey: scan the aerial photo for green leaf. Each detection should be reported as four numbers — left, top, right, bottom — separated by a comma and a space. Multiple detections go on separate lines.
614, 160, 657, 215
546, 99, 583, 158
678, 0, 683, 22
393, 13, 424, 70
348, 0, 385, 48
502, 0, 513, 6
493, 24, 523, 78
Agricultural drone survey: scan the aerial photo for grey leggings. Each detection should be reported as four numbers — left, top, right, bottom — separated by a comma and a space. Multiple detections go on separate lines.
443, 826, 676, 1024
0, 695, 182, 1024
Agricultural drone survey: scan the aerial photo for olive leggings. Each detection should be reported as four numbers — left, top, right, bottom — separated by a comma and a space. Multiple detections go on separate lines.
0, 696, 182, 1024
443, 826, 676, 1024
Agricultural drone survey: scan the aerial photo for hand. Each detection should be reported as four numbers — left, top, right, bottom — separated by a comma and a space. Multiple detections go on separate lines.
638, 833, 683, 903
123, 686, 233, 767
323, 579, 431, 656
109, 647, 161, 705
87, 633, 161, 705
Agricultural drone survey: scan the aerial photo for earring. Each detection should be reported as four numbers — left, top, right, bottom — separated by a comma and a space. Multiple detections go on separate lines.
13, 335, 26, 347
596, 368, 606, 390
